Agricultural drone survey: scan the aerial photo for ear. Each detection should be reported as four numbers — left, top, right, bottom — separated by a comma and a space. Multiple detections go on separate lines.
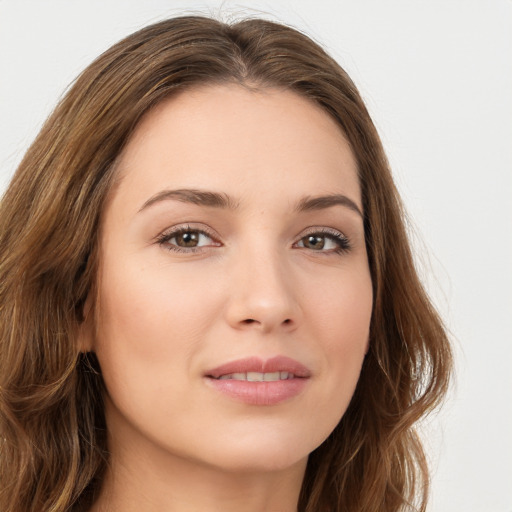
364, 335, 370, 355
77, 295, 95, 352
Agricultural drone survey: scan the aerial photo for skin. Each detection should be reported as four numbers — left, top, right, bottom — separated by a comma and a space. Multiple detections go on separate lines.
83, 84, 373, 512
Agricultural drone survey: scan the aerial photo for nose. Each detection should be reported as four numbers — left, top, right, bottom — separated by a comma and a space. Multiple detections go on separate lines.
224, 247, 300, 334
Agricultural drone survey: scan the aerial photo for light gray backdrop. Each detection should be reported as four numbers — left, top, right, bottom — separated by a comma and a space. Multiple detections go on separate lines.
1, 1, 511, 510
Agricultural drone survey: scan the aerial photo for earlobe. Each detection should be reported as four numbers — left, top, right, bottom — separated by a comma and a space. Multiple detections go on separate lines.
77, 295, 95, 352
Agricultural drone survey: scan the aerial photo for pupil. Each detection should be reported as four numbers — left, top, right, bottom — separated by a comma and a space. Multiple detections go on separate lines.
178, 232, 198, 247
306, 235, 324, 249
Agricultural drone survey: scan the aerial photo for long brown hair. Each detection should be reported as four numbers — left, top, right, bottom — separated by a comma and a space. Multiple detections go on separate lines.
0, 15, 452, 512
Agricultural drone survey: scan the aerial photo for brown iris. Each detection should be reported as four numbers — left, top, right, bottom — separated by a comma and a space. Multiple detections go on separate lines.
302, 235, 326, 250
175, 231, 200, 247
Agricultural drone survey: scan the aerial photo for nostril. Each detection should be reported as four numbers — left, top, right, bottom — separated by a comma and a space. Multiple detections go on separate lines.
241, 318, 292, 326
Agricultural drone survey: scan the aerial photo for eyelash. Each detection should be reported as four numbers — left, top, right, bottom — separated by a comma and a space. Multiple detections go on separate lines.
296, 227, 351, 254
156, 225, 352, 255
155, 225, 219, 254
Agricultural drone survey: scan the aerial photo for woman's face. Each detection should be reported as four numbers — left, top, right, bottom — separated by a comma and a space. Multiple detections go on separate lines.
86, 84, 373, 474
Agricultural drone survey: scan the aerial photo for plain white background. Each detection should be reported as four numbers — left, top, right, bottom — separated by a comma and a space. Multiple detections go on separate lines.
0, 1, 511, 510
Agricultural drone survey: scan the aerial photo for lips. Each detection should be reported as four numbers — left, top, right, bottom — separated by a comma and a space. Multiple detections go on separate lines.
206, 355, 311, 379
216, 371, 295, 381
204, 356, 311, 405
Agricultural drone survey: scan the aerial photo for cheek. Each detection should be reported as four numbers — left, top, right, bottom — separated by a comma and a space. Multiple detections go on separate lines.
306, 263, 372, 348
301, 264, 372, 416
100, 256, 217, 331
92, 258, 230, 448
93, 258, 223, 390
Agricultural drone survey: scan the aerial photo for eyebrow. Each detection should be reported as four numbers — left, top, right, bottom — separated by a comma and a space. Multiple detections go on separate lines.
295, 194, 363, 218
138, 188, 239, 212
138, 188, 362, 218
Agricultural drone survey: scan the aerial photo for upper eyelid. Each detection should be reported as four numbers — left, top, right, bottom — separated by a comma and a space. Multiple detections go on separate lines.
157, 223, 218, 241
300, 226, 344, 235
158, 225, 346, 237
297, 226, 348, 240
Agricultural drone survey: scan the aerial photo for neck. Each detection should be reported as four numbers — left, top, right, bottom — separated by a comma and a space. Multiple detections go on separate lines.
89, 437, 307, 512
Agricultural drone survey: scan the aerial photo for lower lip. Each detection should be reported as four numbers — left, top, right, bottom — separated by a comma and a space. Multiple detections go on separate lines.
206, 378, 308, 406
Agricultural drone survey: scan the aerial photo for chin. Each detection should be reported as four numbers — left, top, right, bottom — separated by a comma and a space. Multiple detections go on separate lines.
190, 421, 328, 474
205, 446, 309, 475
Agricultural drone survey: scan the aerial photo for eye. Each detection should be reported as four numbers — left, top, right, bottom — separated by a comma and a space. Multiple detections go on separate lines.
295, 229, 351, 254
157, 226, 220, 253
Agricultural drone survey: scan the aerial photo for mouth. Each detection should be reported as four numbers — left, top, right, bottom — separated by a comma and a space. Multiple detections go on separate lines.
204, 356, 311, 406
214, 371, 298, 381
205, 355, 311, 379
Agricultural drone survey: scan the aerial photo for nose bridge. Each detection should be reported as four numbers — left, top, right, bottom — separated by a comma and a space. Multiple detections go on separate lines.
225, 238, 299, 332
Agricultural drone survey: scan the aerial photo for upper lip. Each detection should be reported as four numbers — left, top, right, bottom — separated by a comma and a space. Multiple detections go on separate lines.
205, 355, 311, 379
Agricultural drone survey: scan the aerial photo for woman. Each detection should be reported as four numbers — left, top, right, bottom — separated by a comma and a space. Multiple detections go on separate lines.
0, 15, 452, 512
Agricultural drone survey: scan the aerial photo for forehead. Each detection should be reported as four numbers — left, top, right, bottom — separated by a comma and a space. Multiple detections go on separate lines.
112, 84, 361, 213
